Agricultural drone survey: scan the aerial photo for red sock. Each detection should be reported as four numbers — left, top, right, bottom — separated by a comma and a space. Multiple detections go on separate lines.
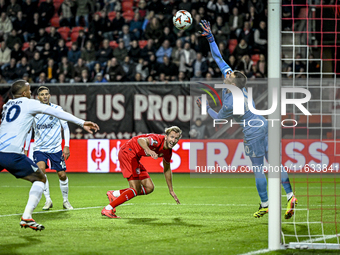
139, 186, 147, 195
110, 188, 137, 208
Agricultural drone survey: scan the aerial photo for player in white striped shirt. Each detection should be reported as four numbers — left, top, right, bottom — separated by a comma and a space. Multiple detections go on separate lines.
0, 80, 99, 230
25, 86, 73, 210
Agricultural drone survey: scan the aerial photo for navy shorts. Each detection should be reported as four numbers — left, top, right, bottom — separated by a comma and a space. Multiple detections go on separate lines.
0, 152, 40, 178
33, 151, 66, 172
244, 135, 268, 158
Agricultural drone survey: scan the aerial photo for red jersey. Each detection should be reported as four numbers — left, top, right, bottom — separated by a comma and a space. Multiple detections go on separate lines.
122, 134, 172, 163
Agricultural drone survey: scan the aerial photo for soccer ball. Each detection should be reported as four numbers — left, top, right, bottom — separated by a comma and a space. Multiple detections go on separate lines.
173, 10, 192, 30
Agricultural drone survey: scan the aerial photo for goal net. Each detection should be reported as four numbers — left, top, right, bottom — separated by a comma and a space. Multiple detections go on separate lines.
280, 0, 340, 249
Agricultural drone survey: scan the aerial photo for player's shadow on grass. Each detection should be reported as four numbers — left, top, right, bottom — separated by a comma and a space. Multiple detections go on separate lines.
33, 210, 70, 221
125, 217, 203, 227
0, 236, 41, 255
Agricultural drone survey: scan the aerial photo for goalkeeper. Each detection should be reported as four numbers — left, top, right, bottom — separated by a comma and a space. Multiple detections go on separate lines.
197, 20, 298, 219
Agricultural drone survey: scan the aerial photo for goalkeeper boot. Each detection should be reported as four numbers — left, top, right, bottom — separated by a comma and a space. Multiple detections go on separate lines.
253, 204, 269, 218
101, 207, 120, 219
20, 217, 45, 231
285, 196, 298, 219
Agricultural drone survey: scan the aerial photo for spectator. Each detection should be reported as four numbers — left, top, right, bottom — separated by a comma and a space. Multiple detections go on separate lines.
89, 12, 103, 39
236, 54, 254, 78
103, 0, 118, 13
6, 29, 21, 50
48, 26, 61, 49
74, 57, 89, 82
91, 62, 103, 80
41, 42, 55, 64
0, 40, 10, 68
179, 0, 192, 11
76, 29, 88, 50
137, 0, 147, 18
101, 11, 113, 41
121, 56, 136, 81
192, 52, 208, 78
144, 17, 163, 47
239, 22, 253, 46
24, 40, 36, 61
113, 40, 128, 63
6, 0, 21, 22
171, 39, 183, 67
155, 39, 172, 63
2, 57, 17, 82
58, 56, 75, 82
218, 42, 230, 62
229, 7, 244, 39
38, 0, 54, 26
59, 0, 75, 28
133, 72, 143, 82
233, 39, 249, 61
0, 0, 7, 15
248, 0, 264, 17
68, 42, 81, 64
54, 38, 69, 63
10, 42, 23, 62
29, 51, 44, 81
26, 13, 41, 42
111, 11, 125, 40
12, 11, 27, 42
147, 53, 158, 78
108, 57, 126, 81
135, 58, 149, 80
0, 12, 13, 40
237, 0, 248, 15
142, 10, 154, 31
189, 118, 207, 139
36, 27, 49, 47
177, 71, 188, 82
289, 53, 306, 78
158, 55, 178, 81
75, 0, 93, 28
160, 26, 177, 47
207, 0, 229, 18
130, 12, 143, 40
96, 39, 112, 67
119, 24, 134, 50
179, 42, 196, 74
128, 40, 141, 63
147, 0, 163, 14
253, 21, 267, 54
45, 58, 58, 83
212, 16, 230, 44
140, 39, 156, 59
22, 0, 37, 21
245, 6, 257, 29
94, 72, 107, 83
81, 40, 96, 71
308, 53, 320, 78
57, 72, 67, 83
256, 54, 267, 77
16, 56, 30, 78
36, 71, 48, 84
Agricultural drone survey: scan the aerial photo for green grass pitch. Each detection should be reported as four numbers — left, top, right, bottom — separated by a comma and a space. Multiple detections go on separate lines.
1, 172, 339, 255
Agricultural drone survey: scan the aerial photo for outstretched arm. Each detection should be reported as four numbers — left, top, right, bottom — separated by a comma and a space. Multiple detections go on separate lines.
163, 159, 180, 204
200, 20, 233, 77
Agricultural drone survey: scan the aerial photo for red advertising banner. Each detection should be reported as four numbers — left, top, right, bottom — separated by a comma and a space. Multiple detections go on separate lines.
24, 139, 340, 173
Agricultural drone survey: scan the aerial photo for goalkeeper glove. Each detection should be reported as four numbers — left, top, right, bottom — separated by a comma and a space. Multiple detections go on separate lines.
199, 20, 214, 43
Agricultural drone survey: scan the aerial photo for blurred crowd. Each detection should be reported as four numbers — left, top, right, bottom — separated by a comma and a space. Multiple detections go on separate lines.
0, 0, 269, 84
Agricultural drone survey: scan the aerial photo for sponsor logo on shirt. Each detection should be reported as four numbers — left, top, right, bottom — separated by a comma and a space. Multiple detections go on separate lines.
150, 138, 158, 146
37, 123, 53, 129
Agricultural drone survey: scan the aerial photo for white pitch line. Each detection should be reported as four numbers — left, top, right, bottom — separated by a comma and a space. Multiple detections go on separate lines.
238, 248, 270, 255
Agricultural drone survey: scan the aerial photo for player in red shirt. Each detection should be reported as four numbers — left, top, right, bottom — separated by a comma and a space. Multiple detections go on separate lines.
101, 126, 182, 218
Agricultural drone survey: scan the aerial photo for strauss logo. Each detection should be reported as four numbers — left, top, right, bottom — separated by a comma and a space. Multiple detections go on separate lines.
91, 142, 106, 170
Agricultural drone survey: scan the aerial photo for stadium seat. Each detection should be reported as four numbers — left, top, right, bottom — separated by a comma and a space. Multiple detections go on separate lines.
50, 16, 60, 27
45, 26, 52, 33
251, 54, 260, 65
109, 41, 118, 49
70, 31, 79, 42
66, 41, 72, 49
58, 27, 70, 41
122, 1, 133, 12
72, 26, 84, 33
22, 42, 29, 51
228, 39, 238, 54
123, 10, 134, 22
108, 11, 116, 21
53, 1, 62, 12
138, 40, 147, 49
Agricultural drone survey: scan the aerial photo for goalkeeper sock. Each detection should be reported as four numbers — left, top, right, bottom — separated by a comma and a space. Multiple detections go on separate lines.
250, 156, 268, 203
109, 188, 137, 208
281, 168, 293, 194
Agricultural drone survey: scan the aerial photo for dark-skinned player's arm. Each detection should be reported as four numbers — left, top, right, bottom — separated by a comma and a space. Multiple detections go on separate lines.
163, 158, 180, 204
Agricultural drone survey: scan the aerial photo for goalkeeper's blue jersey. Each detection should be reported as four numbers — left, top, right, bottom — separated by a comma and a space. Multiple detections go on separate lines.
208, 41, 268, 141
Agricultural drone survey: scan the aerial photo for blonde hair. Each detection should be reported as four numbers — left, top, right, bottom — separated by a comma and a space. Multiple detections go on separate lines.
165, 126, 182, 136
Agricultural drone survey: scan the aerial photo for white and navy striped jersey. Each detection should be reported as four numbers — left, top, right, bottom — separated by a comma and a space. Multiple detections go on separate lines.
0, 98, 50, 154
30, 103, 69, 153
